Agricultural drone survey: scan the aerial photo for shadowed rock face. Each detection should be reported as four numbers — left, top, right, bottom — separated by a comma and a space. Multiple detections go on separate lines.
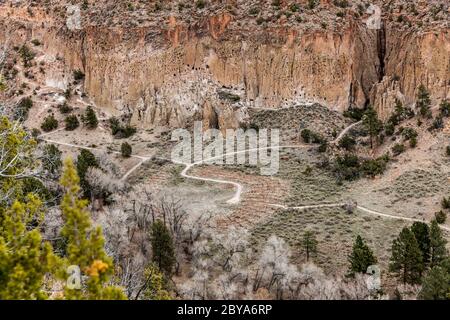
0, 1, 448, 129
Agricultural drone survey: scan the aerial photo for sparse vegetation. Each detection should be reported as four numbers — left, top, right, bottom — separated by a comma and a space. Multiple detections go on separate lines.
58, 102, 73, 114
82, 106, 98, 129
64, 115, 79, 131
434, 211, 447, 224
40, 114, 58, 132
392, 143, 406, 156
109, 117, 137, 138
121, 142, 132, 158
18, 45, 35, 67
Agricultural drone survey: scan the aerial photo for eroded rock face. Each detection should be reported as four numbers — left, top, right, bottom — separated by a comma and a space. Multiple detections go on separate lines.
0, 3, 448, 130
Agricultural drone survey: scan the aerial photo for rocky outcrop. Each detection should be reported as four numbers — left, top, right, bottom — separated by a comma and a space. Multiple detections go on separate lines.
0, 3, 448, 129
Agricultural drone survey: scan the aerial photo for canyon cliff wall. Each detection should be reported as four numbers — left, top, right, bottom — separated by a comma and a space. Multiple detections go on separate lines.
0, 3, 448, 128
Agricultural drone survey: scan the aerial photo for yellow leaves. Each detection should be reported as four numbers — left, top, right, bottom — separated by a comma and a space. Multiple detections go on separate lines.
60, 157, 81, 194
85, 259, 109, 277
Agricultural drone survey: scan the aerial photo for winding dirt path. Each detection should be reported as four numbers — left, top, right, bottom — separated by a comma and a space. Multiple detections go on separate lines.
39, 123, 449, 232
38, 131, 152, 180
173, 140, 450, 232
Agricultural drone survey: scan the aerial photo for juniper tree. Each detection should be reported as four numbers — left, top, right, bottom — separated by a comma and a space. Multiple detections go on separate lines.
82, 106, 98, 129
389, 227, 424, 284
64, 115, 79, 131
40, 114, 58, 132
76, 149, 98, 198
0, 195, 56, 299
59, 159, 126, 299
121, 142, 132, 158
348, 235, 377, 275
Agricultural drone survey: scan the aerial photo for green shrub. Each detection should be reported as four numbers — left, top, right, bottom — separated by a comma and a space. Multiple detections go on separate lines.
249, 7, 259, 16
361, 156, 389, 178
308, 0, 318, 9
334, 153, 360, 181
121, 142, 132, 158
73, 69, 85, 81
409, 136, 417, 148
109, 117, 137, 138
31, 128, 41, 138
196, 0, 205, 9
435, 211, 447, 224
318, 141, 327, 153
338, 135, 356, 151
401, 127, 417, 140
31, 39, 41, 46
82, 106, 98, 129
446, 145, 450, 156
343, 106, 365, 121
217, 90, 240, 103
19, 45, 35, 67
429, 115, 444, 131
58, 102, 73, 114
300, 129, 324, 144
392, 143, 405, 156
290, 3, 300, 12
41, 114, 58, 132
384, 122, 395, 136
333, 0, 349, 8
65, 115, 79, 131
439, 99, 450, 117
300, 129, 312, 143
441, 197, 450, 210
14, 96, 33, 120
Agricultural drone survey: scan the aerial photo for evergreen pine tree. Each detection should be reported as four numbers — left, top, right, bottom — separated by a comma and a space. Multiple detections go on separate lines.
419, 260, 450, 300
411, 222, 431, 265
362, 106, 382, 149
417, 84, 432, 118
82, 106, 98, 129
429, 219, 448, 267
389, 227, 424, 284
76, 149, 98, 198
348, 235, 377, 275
302, 230, 318, 262
151, 220, 176, 275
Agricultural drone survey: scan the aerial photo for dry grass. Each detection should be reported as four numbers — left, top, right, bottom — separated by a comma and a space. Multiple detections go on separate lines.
250, 206, 411, 276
